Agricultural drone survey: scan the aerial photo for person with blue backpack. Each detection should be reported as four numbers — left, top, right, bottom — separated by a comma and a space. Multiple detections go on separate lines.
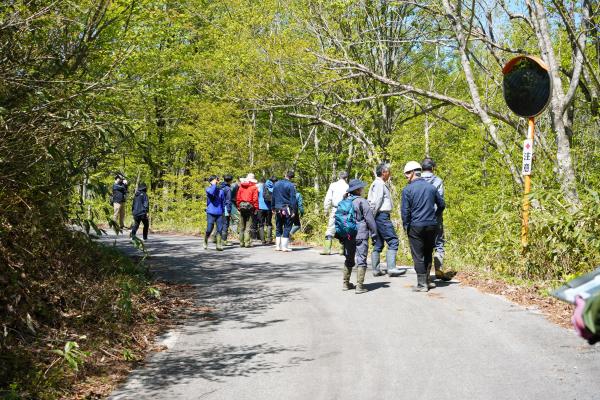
258, 176, 277, 245
335, 179, 378, 294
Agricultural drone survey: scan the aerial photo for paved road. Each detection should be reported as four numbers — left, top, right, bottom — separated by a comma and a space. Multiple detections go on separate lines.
108, 234, 600, 400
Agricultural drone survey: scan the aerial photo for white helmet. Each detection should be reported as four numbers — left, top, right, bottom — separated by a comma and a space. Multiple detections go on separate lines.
403, 161, 422, 174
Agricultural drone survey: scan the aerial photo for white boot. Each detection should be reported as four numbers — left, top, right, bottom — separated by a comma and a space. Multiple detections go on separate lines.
275, 236, 282, 251
281, 237, 292, 252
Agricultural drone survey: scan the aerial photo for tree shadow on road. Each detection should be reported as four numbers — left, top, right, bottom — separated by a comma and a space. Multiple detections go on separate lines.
114, 343, 314, 395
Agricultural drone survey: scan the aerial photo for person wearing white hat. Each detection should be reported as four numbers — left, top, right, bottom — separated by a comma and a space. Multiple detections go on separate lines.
401, 161, 445, 292
236, 173, 259, 247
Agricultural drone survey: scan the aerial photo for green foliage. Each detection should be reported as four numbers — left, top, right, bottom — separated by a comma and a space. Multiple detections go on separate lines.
50, 342, 89, 372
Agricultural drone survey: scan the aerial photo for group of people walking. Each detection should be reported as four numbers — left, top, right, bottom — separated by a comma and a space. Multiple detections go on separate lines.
203, 171, 304, 252
320, 158, 448, 293
204, 158, 447, 293
115, 157, 448, 293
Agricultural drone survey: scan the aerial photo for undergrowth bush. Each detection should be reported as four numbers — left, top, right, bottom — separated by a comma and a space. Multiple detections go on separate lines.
0, 219, 153, 399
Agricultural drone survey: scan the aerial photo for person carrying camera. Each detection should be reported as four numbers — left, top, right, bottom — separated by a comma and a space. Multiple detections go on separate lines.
204, 175, 225, 251
112, 174, 128, 230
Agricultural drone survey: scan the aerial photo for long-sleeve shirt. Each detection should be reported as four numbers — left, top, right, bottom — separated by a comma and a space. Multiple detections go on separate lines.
112, 182, 128, 204
323, 179, 349, 212
206, 184, 225, 215
352, 196, 378, 240
258, 180, 275, 211
368, 177, 393, 214
401, 178, 445, 231
421, 171, 444, 199
131, 190, 149, 217
219, 182, 232, 213
272, 179, 297, 211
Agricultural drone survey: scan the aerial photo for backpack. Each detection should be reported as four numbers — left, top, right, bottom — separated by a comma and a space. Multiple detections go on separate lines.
334, 195, 358, 239
263, 186, 273, 203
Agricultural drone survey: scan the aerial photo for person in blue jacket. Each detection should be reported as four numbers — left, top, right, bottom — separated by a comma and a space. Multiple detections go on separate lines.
401, 161, 445, 292
131, 182, 149, 240
272, 170, 297, 252
219, 174, 233, 245
205, 175, 225, 251
258, 176, 277, 245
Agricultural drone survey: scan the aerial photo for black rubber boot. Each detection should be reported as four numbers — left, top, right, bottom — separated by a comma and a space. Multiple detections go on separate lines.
412, 274, 429, 292
355, 268, 368, 294
426, 263, 436, 289
342, 266, 355, 291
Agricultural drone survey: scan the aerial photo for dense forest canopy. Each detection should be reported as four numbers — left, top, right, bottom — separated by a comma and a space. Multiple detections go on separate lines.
1, 1, 599, 393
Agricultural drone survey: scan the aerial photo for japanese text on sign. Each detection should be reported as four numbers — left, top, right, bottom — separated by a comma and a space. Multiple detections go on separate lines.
522, 139, 533, 176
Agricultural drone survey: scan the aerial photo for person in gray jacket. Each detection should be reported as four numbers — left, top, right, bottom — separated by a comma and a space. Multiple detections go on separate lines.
340, 179, 378, 294
421, 158, 450, 281
367, 163, 405, 277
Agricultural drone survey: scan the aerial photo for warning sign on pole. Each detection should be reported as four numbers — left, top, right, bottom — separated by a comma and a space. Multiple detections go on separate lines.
522, 139, 533, 176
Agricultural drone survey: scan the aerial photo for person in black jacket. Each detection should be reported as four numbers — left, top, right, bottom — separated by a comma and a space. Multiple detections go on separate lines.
131, 182, 150, 240
401, 161, 445, 292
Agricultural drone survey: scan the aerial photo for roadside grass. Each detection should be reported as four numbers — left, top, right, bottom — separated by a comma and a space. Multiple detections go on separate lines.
0, 227, 203, 399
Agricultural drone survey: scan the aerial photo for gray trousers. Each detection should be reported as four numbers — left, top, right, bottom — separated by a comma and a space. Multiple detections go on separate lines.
342, 238, 369, 268
435, 220, 445, 258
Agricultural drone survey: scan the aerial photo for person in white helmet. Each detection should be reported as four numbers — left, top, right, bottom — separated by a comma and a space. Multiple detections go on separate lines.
401, 161, 445, 292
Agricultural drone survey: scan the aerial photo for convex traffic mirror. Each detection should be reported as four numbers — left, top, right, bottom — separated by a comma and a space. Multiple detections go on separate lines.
502, 55, 552, 118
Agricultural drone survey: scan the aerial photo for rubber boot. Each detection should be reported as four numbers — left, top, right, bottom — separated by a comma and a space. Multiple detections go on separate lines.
216, 235, 224, 251
281, 237, 292, 252
275, 236, 281, 251
371, 251, 383, 276
320, 237, 332, 255
245, 232, 253, 248
342, 266, 355, 291
355, 268, 368, 294
267, 227, 273, 244
203, 233, 209, 250
386, 250, 405, 276
412, 274, 429, 292
259, 228, 266, 245
239, 231, 246, 248
290, 225, 300, 236
434, 254, 451, 281
426, 263, 436, 289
